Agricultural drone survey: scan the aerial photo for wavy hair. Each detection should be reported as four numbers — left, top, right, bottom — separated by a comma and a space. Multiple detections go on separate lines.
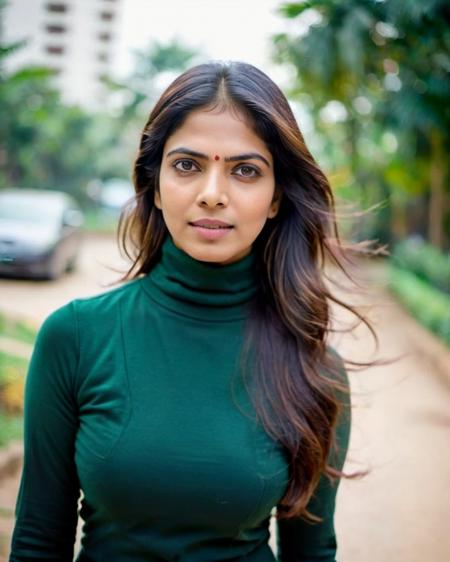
118, 61, 388, 521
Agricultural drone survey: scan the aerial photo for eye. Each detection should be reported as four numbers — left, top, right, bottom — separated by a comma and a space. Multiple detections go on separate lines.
173, 159, 200, 173
233, 164, 261, 178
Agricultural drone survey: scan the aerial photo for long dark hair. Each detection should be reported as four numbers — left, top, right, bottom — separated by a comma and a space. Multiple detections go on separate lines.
119, 61, 387, 521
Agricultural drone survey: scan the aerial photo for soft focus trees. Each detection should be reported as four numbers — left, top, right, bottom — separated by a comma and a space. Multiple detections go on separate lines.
274, 0, 450, 249
0, 25, 200, 207
101, 38, 201, 180
0, 46, 111, 203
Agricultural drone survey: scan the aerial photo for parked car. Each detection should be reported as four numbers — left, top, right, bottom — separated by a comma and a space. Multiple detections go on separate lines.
0, 188, 84, 280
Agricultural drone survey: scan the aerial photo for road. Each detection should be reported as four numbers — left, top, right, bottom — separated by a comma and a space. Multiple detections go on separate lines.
0, 234, 449, 561
0, 233, 129, 326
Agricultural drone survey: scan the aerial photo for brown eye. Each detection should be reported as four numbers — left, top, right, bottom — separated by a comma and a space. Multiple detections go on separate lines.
234, 165, 260, 178
173, 159, 199, 172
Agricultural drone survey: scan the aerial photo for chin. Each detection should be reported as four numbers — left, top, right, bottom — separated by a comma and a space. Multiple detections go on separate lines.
189, 248, 231, 264
182, 244, 240, 265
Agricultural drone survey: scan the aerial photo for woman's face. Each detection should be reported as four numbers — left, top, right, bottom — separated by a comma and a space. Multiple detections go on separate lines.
155, 107, 280, 265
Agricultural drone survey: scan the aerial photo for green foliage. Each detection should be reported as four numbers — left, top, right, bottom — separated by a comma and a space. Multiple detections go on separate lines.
389, 265, 450, 346
0, 29, 201, 206
391, 238, 450, 294
0, 63, 113, 202
0, 313, 30, 449
106, 38, 202, 125
0, 350, 27, 418
0, 313, 37, 345
0, 351, 28, 385
82, 208, 119, 234
274, 0, 450, 249
0, 411, 22, 447
134, 39, 199, 77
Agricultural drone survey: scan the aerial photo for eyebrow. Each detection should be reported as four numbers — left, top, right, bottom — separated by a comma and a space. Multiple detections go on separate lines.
166, 147, 271, 168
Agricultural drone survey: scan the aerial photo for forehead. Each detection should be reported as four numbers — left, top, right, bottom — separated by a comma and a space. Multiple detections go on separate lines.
163, 107, 271, 159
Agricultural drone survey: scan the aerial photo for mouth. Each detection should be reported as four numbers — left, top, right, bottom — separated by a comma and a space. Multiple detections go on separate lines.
189, 220, 233, 230
188, 220, 234, 240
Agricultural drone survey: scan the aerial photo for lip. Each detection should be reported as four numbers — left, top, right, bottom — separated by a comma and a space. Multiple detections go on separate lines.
189, 219, 234, 241
190, 218, 233, 228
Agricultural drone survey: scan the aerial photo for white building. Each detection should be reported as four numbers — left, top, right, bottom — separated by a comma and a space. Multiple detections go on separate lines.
2, 0, 123, 108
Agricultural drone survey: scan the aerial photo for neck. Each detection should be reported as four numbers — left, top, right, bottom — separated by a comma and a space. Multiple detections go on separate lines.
140, 236, 258, 321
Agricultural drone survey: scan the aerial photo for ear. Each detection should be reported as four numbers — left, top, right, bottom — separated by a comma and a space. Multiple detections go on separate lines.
154, 189, 162, 210
267, 189, 282, 219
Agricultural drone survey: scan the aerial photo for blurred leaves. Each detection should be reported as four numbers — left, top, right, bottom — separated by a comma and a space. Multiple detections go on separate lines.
0, 351, 27, 415
0, 15, 200, 205
105, 38, 201, 124
391, 237, 450, 294
389, 265, 450, 346
0, 53, 120, 202
274, 0, 450, 249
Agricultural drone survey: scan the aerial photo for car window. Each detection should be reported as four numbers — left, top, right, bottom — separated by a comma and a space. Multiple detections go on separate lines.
0, 196, 63, 224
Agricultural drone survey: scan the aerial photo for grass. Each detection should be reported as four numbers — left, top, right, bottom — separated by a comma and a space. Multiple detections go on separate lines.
389, 265, 450, 347
0, 312, 35, 448
0, 351, 29, 382
0, 350, 28, 447
0, 411, 22, 448
0, 312, 37, 345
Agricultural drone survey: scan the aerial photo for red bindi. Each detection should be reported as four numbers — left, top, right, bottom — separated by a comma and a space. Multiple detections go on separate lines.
214, 155, 220, 161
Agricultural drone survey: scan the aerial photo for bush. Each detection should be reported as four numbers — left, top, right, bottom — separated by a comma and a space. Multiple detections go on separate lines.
391, 237, 450, 294
0, 312, 37, 345
0, 351, 28, 414
0, 412, 22, 447
389, 266, 450, 346
0, 351, 27, 447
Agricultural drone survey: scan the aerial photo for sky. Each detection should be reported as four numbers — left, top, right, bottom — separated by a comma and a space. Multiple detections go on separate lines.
115, 0, 292, 86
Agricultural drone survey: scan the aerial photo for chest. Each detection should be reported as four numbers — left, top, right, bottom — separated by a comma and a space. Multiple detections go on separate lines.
74, 307, 289, 531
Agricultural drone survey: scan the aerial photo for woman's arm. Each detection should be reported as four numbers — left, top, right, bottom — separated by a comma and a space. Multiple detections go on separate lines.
276, 351, 351, 562
9, 302, 81, 561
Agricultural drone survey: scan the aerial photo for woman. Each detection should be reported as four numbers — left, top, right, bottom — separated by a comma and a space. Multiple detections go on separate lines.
10, 61, 379, 561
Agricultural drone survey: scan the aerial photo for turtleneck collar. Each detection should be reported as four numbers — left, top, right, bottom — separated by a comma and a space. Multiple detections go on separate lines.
140, 236, 258, 321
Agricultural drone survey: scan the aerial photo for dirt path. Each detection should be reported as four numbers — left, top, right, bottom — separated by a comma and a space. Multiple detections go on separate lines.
330, 261, 450, 562
0, 233, 128, 325
0, 238, 449, 561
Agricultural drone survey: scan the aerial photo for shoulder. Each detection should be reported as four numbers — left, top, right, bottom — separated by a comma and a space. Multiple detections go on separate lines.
73, 278, 141, 320
31, 280, 142, 387
35, 300, 77, 351
36, 279, 141, 349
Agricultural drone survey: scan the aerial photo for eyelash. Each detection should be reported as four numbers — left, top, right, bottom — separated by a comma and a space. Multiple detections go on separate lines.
172, 159, 261, 178
173, 159, 200, 173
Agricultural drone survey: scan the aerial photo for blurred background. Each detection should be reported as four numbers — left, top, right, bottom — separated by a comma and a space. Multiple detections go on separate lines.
0, 1, 449, 561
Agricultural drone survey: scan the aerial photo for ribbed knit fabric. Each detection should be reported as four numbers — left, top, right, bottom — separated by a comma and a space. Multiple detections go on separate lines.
10, 235, 350, 562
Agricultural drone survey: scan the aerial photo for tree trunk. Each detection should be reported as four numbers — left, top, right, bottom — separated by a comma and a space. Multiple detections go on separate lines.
347, 115, 361, 193
428, 131, 446, 249
390, 197, 408, 241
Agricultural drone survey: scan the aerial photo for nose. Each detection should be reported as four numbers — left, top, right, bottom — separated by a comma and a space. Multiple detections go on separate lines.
196, 169, 229, 208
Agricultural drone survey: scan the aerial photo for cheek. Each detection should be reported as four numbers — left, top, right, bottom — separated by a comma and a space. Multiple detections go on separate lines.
157, 176, 189, 214
243, 190, 276, 224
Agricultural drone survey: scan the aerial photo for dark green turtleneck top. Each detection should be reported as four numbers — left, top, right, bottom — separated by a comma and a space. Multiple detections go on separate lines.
10, 235, 351, 562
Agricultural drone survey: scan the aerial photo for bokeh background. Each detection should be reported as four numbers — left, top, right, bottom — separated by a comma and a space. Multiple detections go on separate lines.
0, 1, 449, 561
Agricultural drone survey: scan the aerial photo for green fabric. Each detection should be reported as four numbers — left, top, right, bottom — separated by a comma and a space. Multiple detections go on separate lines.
10, 235, 350, 562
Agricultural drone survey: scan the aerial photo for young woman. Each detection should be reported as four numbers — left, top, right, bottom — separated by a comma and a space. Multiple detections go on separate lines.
10, 61, 379, 561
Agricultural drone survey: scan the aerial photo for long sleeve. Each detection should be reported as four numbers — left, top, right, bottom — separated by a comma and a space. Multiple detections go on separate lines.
10, 302, 81, 561
276, 352, 351, 562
